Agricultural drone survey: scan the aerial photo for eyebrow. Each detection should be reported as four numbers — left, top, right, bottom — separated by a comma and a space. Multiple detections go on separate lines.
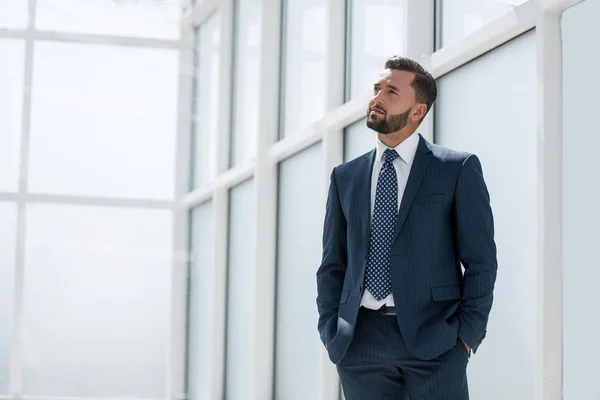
373, 82, 400, 92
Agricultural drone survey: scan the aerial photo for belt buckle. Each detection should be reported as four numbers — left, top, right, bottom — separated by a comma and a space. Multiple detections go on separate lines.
380, 305, 396, 315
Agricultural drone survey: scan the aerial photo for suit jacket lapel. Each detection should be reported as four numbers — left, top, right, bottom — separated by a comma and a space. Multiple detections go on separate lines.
357, 149, 376, 255
392, 135, 433, 243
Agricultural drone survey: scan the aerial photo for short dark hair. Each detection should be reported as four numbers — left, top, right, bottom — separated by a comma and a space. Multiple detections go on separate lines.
384, 56, 437, 121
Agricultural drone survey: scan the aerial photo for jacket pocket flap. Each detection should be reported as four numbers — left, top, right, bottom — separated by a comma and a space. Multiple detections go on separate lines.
340, 291, 350, 304
431, 285, 462, 301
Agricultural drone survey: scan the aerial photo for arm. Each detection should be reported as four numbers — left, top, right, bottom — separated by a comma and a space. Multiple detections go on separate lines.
455, 155, 498, 353
316, 168, 347, 343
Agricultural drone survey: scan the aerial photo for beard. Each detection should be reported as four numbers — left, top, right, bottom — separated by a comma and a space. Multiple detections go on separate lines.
366, 107, 410, 134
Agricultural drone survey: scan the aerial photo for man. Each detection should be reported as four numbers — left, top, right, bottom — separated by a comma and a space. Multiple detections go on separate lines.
316, 56, 497, 400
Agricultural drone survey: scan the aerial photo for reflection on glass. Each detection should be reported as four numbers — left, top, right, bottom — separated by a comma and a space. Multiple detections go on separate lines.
225, 180, 255, 399
187, 201, 214, 400
28, 42, 179, 200
231, 0, 262, 166
347, 0, 405, 99
35, 0, 182, 39
22, 204, 172, 397
281, 0, 328, 138
0, 202, 17, 395
275, 143, 324, 399
0, 0, 28, 29
191, 14, 221, 189
437, 0, 528, 48
343, 117, 375, 162
0, 39, 24, 193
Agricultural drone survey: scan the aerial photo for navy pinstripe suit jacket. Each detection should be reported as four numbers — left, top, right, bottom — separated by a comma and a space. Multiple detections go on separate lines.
316, 134, 498, 364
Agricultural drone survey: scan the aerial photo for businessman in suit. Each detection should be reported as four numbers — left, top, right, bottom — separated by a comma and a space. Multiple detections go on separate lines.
316, 56, 497, 399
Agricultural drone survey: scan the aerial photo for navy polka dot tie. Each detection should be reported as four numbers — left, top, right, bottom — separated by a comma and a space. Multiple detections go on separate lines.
364, 148, 398, 301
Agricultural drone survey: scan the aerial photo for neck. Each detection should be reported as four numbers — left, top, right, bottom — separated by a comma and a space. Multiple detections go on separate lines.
377, 126, 417, 148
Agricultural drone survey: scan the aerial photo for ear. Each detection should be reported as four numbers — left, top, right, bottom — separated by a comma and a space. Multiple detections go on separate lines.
411, 104, 428, 122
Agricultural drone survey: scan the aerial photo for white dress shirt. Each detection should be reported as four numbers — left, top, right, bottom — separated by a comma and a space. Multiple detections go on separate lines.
360, 132, 420, 309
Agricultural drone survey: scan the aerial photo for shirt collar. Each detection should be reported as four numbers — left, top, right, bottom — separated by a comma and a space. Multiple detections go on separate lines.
375, 132, 420, 166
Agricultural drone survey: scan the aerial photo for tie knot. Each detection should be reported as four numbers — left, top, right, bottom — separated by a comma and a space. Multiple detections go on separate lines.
383, 149, 398, 164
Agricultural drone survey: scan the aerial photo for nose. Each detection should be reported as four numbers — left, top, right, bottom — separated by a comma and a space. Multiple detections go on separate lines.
372, 89, 384, 104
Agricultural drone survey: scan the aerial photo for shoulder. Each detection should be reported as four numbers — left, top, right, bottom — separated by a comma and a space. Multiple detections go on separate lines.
428, 141, 473, 165
331, 148, 375, 178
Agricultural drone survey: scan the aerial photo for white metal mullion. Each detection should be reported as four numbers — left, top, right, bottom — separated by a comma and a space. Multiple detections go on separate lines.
205, 0, 235, 397
250, 0, 283, 396
319, 0, 345, 398
534, 2, 564, 400
544, 0, 584, 12
270, 126, 325, 163
168, 19, 195, 400
405, 0, 435, 143
208, 187, 228, 400
216, 0, 234, 178
10, 194, 175, 209
0, 29, 183, 49
425, 1, 536, 79
182, 160, 255, 210
0, 29, 27, 39
17, 396, 168, 400
10, 0, 36, 394
184, 0, 220, 27
30, 31, 181, 49
0, 193, 18, 201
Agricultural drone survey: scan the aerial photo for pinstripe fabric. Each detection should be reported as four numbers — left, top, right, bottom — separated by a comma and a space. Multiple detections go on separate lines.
338, 309, 469, 400
316, 134, 497, 395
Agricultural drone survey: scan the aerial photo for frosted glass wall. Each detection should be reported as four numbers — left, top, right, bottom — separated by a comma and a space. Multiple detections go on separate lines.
562, 1, 600, 397
435, 31, 537, 400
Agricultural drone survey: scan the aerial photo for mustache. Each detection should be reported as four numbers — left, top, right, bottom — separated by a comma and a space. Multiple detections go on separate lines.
370, 104, 386, 114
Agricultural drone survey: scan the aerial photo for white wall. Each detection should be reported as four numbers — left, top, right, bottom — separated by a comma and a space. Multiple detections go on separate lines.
562, 1, 600, 398
435, 30, 537, 400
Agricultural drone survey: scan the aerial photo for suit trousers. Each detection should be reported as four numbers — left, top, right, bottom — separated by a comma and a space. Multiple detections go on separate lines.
337, 308, 470, 400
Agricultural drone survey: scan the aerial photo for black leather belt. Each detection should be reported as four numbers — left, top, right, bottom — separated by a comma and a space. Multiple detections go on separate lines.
363, 305, 396, 315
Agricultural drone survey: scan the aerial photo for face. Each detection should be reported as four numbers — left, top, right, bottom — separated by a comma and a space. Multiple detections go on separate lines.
366, 69, 426, 134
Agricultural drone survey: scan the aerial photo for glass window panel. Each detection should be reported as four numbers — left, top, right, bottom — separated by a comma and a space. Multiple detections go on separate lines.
346, 0, 405, 99
187, 201, 214, 400
35, 0, 182, 39
343, 117, 375, 162
0, 39, 24, 193
275, 143, 325, 399
191, 14, 221, 189
436, 0, 528, 49
0, 202, 17, 394
225, 180, 255, 399
230, 0, 261, 166
0, 0, 28, 29
28, 42, 178, 200
22, 204, 172, 397
280, 0, 328, 138
562, 2, 600, 398
435, 31, 536, 400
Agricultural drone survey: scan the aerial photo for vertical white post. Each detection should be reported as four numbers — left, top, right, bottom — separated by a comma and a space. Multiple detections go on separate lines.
535, 4, 563, 400
169, 16, 195, 400
11, 0, 37, 395
217, 0, 235, 175
208, 188, 229, 400
319, 0, 346, 397
405, 0, 435, 143
251, 0, 282, 397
